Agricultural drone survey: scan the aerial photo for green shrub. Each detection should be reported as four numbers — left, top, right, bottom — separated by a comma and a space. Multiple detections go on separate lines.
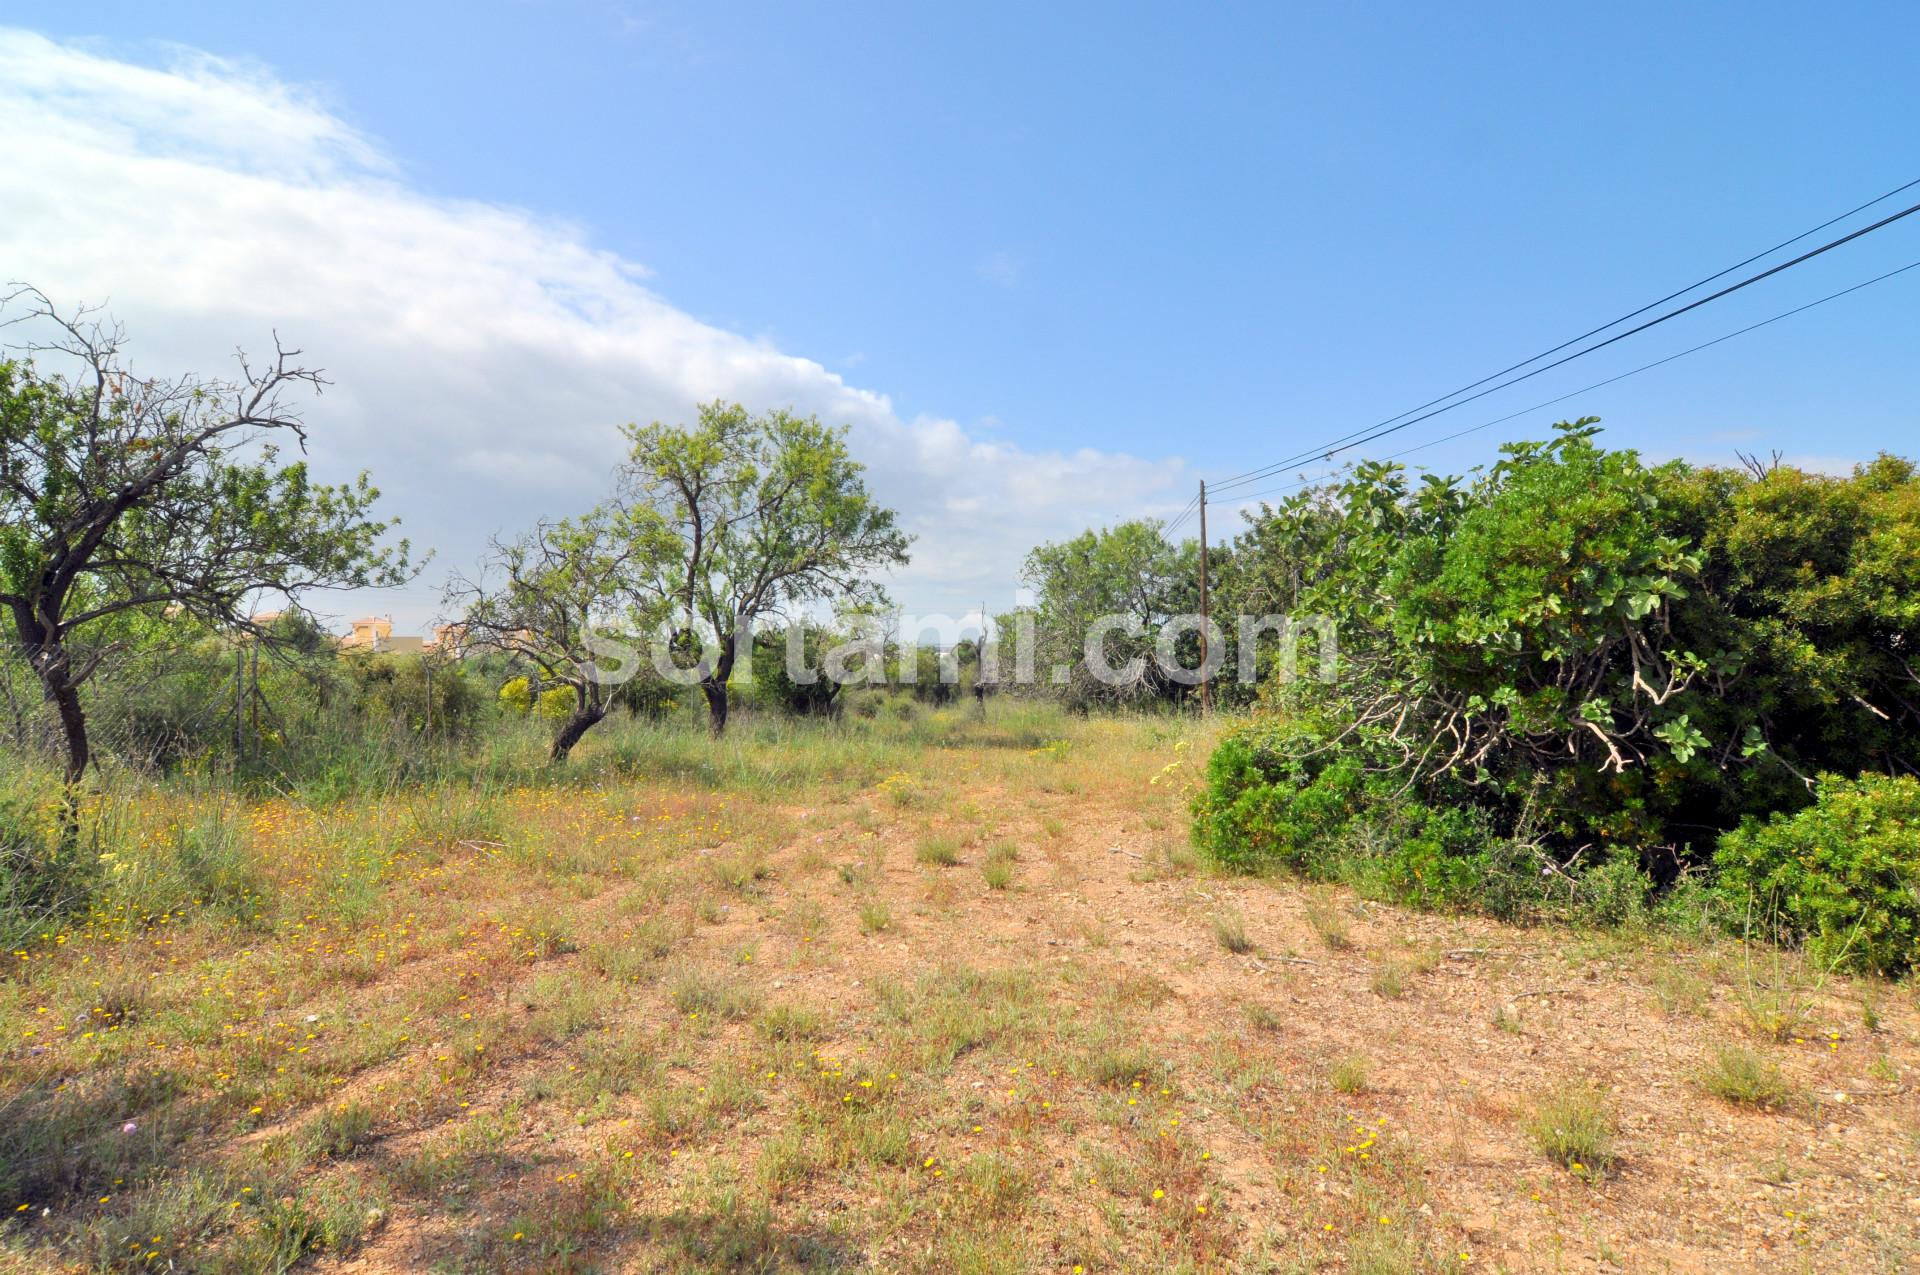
0, 783, 98, 949
1574, 849, 1654, 928
1195, 724, 1670, 930
496, 673, 576, 721
1695, 1043, 1794, 1108
1339, 797, 1506, 912
1205, 427, 1920, 871
343, 653, 484, 740
498, 675, 535, 714
1714, 773, 1920, 974
1190, 721, 1362, 874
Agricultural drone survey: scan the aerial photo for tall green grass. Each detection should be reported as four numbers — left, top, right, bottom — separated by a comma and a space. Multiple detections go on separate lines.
1, 694, 1174, 953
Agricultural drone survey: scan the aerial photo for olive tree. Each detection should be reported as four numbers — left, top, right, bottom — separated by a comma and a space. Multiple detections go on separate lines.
0, 288, 411, 786
622, 401, 910, 735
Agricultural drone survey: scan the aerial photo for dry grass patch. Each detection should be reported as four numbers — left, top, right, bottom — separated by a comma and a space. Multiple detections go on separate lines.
1523, 1081, 1617, 1179
1304, 886, 1353, 950
1213, 908, 1254, 954
668, 969, 763, 1022
1370, 957, 1410, 999
1696, 1043, 1795, 1108
1329, 1052, 1371, 1094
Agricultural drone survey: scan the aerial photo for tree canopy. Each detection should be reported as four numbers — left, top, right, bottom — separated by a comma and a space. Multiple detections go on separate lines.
446, 504, 662, 761
1018, 518, 1197, 707
0, 289, 411, 784
1199, 419, 1920, 864
621, 401, 910, 734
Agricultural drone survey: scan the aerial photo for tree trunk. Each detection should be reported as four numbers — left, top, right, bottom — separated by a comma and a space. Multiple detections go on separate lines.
701, 677, 729, 737
549, 703, 608, 763
701, 641, 736, 737
20, 633, 94, 788
26, 648, 91, 843
48, 675, 89, 785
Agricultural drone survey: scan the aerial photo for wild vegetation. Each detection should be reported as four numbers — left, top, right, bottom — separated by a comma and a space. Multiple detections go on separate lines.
1192, 421, 1920, 973
1, 703, 1915, 1273
0, 288, 410, 785
3, 299, 1918, 1271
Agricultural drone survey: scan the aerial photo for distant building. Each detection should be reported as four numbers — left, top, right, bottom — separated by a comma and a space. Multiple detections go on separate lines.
338, 615, 461, 656
431, 623, 468, 658
339, 615, 394, 650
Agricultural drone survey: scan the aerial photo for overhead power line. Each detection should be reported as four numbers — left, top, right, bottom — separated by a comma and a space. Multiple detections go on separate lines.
1163, 490, 1200, 536
1219, 255, 1920, 508
1209, 175, 1920, 491
1208, 183, 1920, 497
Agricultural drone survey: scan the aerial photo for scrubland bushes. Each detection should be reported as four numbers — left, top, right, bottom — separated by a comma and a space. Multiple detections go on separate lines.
1714, 774, 1920, 975
1194, 422, 1920, 969
0, 773, 96, 949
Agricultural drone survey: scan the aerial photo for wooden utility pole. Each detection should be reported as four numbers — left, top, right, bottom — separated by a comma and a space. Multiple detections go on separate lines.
1198, 479, 1212, 713
974, 601, 989, 720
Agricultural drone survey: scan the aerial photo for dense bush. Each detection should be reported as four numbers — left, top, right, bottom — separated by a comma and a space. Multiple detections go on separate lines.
1714, 773, 1920, 975
751, 625, 849, 716
341, 652, 484, 740
1191, 716, 1654, 924
1191, 720, 1362, 874
1194, 423, 1920, 950
1206, 423, 1920, 865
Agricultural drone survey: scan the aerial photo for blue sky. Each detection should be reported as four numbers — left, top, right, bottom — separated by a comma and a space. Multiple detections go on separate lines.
3, 4, 1917, 624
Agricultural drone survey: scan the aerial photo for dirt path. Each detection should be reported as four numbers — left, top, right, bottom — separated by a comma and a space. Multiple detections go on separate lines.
324, 757, 1919, 1273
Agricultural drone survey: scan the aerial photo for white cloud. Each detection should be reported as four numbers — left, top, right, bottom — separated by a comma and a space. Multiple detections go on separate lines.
0, 28, 1186, 631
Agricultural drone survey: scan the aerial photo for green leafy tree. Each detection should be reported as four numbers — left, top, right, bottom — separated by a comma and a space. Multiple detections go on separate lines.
1384, 423, 1706, 788
752, 617, 876, 717
1020, 519, 1198, 707
1662, 453, 1920, 823
621, 401, 910, 735
0, 289, 410, 785
447, 504, 659, 761
1212, 423, 1717, 850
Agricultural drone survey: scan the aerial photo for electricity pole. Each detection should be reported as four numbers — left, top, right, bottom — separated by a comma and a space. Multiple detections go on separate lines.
974, 600, 989, 720
1198, 479, 1212, 714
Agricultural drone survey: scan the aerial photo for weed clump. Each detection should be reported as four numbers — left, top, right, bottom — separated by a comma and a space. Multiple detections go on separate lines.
915, 834, 961, 867
1523, 1082, 1616, 1178
1696, 1044, 1794, 1108
1212, 909, 1253, 954
1329, 1053, 1370, 1094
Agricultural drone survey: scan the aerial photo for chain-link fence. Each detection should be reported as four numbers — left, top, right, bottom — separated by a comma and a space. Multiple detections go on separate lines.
2, 637, 485, 783
2, 639, 244, 774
